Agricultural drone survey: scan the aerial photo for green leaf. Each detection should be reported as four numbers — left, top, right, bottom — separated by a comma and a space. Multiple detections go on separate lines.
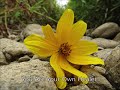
14, 11, 21, 18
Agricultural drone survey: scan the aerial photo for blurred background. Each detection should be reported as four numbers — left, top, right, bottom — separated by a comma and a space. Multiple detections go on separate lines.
0, 0, 120, 35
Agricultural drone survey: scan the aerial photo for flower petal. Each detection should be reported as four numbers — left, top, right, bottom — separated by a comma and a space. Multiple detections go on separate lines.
70, 20, 87, 45
56, 9, 74, 44
71, 40, 98, 55
67, 55, 104, 65
59, 55, 88, 84
24, 34, 57, 57
50, 53, 67, 89
42, 24, 57, 44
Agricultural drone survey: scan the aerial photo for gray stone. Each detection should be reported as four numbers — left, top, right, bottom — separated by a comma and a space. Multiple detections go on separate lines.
81, 36, 92, 40
105, 45, 120, 89
106, 63, 120, 90
93, 49, 113, 60
18, 55, 30, 62
21, 24, 44, 38
91, 22, 120, 39
105, 45, 120, 69
0, 51, 8, 65
69, 84, 90, 90
0, 35, 3, 39
113, 32, 120, 41
4, 53, 12, 61
81, 66, 114, 90
0, 59, 57, 90
32, 55, 50, 61
86, 29, 94, 36
98, 47, 104, 50
91, 66, 106, 75
0, 38, 31, 58
8, 34, 17, 40
91, 38, 119, 48
8, 34, 21, 41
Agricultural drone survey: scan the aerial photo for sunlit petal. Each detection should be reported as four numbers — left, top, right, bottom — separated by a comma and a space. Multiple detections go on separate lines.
42, 24, 57, 44
67, 55, 104, 65
59, 55, 88, 84
71, 40, 98, 55
50, 53, 67, 89
70, 20, 87, 45
24, 34, 57, 57
56, 9, 74, 44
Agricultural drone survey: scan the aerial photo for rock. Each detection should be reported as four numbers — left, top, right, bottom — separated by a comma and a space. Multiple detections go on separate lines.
98, 47, 104, 50
81, 66, 114, 90
105, 45, 120, 89
4, 53, 12, 61
105, 45, 120, 69
0, 35, 3, 39
8, 34, 17, 40
106, 63, 120, 90
91, 22, 120, 39
8, 34, 21, 41
0, 51, 8, 65
0, 59, 57, 90
18, 55, 30, 62
86, 29, 94, 36
81, 36, 92, 40
113, 32, 120, 41
69, 84, 90, 90
91, 66, 106, 75
93, 49, 113, 60
0, 38, 31, 61
21, 24, 44, 38
91, 38, 119, 48
32, 55, 50, 61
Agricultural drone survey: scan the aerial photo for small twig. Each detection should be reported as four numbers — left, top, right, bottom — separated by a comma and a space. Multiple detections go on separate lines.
4, 0, 10, 35
33, 10, 57, 23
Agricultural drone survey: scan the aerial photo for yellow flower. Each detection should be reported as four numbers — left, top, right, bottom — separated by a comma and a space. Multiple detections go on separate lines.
24, 9, 104, 89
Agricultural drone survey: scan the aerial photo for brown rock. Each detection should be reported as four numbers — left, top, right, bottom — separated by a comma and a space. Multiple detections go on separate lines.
105, 45, 120, 69
81, 66, 114, 90
81, 36, 92, 40
91, 38, 119, 48
21, 24, 44, 38
0, 51, 8, 65
113, 32, 120, 41
93, 49, 113, 60
105, 45, 120, 89
18, 55, 30, 62
69, 84, 90, 90
0, 38, 31, 58
91, 22, 120, 39
91, 66, 106, 75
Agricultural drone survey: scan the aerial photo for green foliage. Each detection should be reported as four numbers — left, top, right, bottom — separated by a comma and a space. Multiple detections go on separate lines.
67, 0, 120, 28
0, 0, 64, 29
1, 0, 120, 31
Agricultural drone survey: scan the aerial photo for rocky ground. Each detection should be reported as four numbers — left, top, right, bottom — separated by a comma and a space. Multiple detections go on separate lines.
0, 22, 120, 90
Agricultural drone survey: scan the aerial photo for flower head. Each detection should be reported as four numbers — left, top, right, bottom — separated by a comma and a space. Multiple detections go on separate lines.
24, 9, 104, 89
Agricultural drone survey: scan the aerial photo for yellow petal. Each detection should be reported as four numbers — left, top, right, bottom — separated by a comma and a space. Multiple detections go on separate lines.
70, 20, 87, 45
67, 55, 104, 65
24, 34, 57, 57
42, 24, 57, 44
56, 9, 74, 44
50, 53, 67, 89
59, 55, 88, 84
71, 40, 98, 55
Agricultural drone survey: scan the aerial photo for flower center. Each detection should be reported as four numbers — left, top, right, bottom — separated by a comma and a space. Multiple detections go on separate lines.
59, 42, 72, 56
